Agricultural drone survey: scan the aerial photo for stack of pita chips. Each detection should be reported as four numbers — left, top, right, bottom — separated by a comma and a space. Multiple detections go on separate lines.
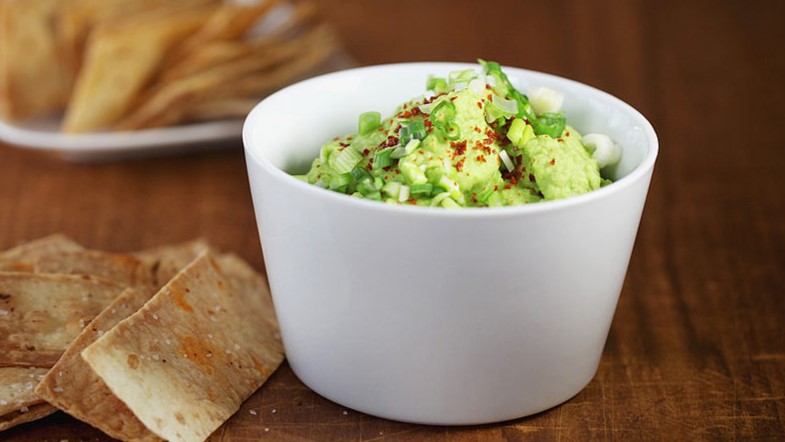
0, 234, 284, 441
0, 0, 343, 132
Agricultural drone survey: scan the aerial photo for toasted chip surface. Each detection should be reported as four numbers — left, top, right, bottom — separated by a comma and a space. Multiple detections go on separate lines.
0, 234, 84, 272
34, 250, 157, 291
0, 272, 123, 367
35, 288, 160, 442
82, 252, 283, 442
0, 367, 57, 431
133, 238, 213, 287
62, 3, 219, 132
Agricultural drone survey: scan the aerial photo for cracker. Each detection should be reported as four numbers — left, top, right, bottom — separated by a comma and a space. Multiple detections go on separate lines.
82, 252, 283, 442
35, 288, 160, 442
0, 234, 84, 272
0, 272, 124, 367
62, 2, 219, 132
133, 238, 214, 287
34, 250, 157, 291
0, 0, 72, 120
0, 367, 57, 431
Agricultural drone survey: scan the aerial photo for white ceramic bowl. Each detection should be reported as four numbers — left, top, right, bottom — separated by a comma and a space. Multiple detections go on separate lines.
243, 62, 657, 425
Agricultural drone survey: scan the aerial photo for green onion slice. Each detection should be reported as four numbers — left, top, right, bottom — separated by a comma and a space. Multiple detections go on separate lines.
358, 111, 381, 135
373, 147, 395, 169
399, 120, 426, 145
329, 147, 363, 174
533, 113, 566, 138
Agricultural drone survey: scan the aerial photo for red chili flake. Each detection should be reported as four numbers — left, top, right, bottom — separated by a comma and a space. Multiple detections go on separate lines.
362, 149, 370, 156
346, 136, 353, 141
399, 110, 412, 118
394, 123, 402, 134
337, 146, 347, 151
565, 131, 570, 137
529, 173, 535, 182
378, 136, 399, 148
485, 128, 500, 142
474, 127, 481, 134
493, 185, 499, 191
557, 138, 564, 142
316, 164, 320, 168
403, 103, 408, 109
485, 84, 492, 90
504, 183, 513, 190
477, 101, 483, 109
471, 195, 479, 204
487, 94, 493, 100
316, 174, 321, 179
424, 119, 433, 130
449, 96, 457, 102
550, 158, 556, 166
455, 159, 465, 172
339, 142, 349, 147
482, 145, 492, 155
450, 140, 467, 156
410, 107, 423, 116
476, 155, 487, 163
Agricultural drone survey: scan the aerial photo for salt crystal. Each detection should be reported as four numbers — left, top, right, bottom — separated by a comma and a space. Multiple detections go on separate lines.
214, 306, 221, 312
225, 349, 232, 354
207, 334, 213, 339
28, 373, 35, 378
111, 309, 117, 314
0, 399, 7, 405
234, 343, 240, 350
249, 409, 257, 416
264, 427, 269, 432
271, 408, 277, 414
152, 354, 160, 361
165, 339, 171, 345
20, 406, 29, 413
53, 387, 64, 393
152, 313, 159, 320
206, 352, 213, 358
0, 309, 8, 316
97, 330, 104, 337
342, 410, 348, 416
78, 319, 85, 328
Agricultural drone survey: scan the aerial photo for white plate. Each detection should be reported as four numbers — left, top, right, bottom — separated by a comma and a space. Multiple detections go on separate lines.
0, 116, 244, 161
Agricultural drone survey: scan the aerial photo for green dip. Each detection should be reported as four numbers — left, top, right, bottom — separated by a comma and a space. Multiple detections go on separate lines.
299, 61, 616, 208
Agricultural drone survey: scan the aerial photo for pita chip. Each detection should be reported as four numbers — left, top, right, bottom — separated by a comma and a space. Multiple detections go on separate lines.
82, 252, 284, 442
133, 238, 214, 287
0, 234, 84, 272
62, 3, 218, 132
0, 272, 124, 367
0, 367, 57, 431
34, 250, 157, 291
0, 0, 73, 120
36, 288, 160, 442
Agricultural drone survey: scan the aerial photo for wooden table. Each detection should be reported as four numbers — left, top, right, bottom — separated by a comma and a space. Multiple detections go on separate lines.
2, 0, 784, 440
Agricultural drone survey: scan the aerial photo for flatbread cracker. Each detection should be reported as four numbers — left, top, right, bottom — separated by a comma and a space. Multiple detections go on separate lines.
62, 3, 219, 132
0, 272, 124, 367
34, 250, 157, 291
133, 238, 214, 287
0, 234, 84, 272
0, 0, 72, 120
82, 252, 284, 442
0, 367, 57, 431
35, 288, 160, 442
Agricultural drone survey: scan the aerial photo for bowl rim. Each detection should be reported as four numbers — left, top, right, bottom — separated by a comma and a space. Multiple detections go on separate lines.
243, 62, 658, 219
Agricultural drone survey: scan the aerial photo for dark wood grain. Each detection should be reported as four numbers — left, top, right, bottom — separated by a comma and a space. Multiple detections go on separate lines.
2, 0, 784, 440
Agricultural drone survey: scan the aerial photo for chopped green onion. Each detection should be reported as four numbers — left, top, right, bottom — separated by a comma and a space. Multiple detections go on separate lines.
492, 93, 519, 115
366, 190, 382, 201
391, 139, 421, 159
499, 149, 515, 172
399, 120, 426, 145
329, 147, 363, 174
373, 146, 395, 169
400, 161, 428, 185
437, 175, 464, 204
430, 101, 457, 126
442, 121, 460, 140
410, 183, 433, 196
507, 118, 526, 145
477, 187, 495, 204
430, 192, 453, 207
440, 197, 461, 208
426, 75, 449, 94
382, 181, 402, 199
398, 184, 410, 202
479, 59, 537, 123
328, 173, 352, 192
533, 112, 566, 138
357, 178, 377, 196
358, 111, 381, 135
350, 165, 370, 182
